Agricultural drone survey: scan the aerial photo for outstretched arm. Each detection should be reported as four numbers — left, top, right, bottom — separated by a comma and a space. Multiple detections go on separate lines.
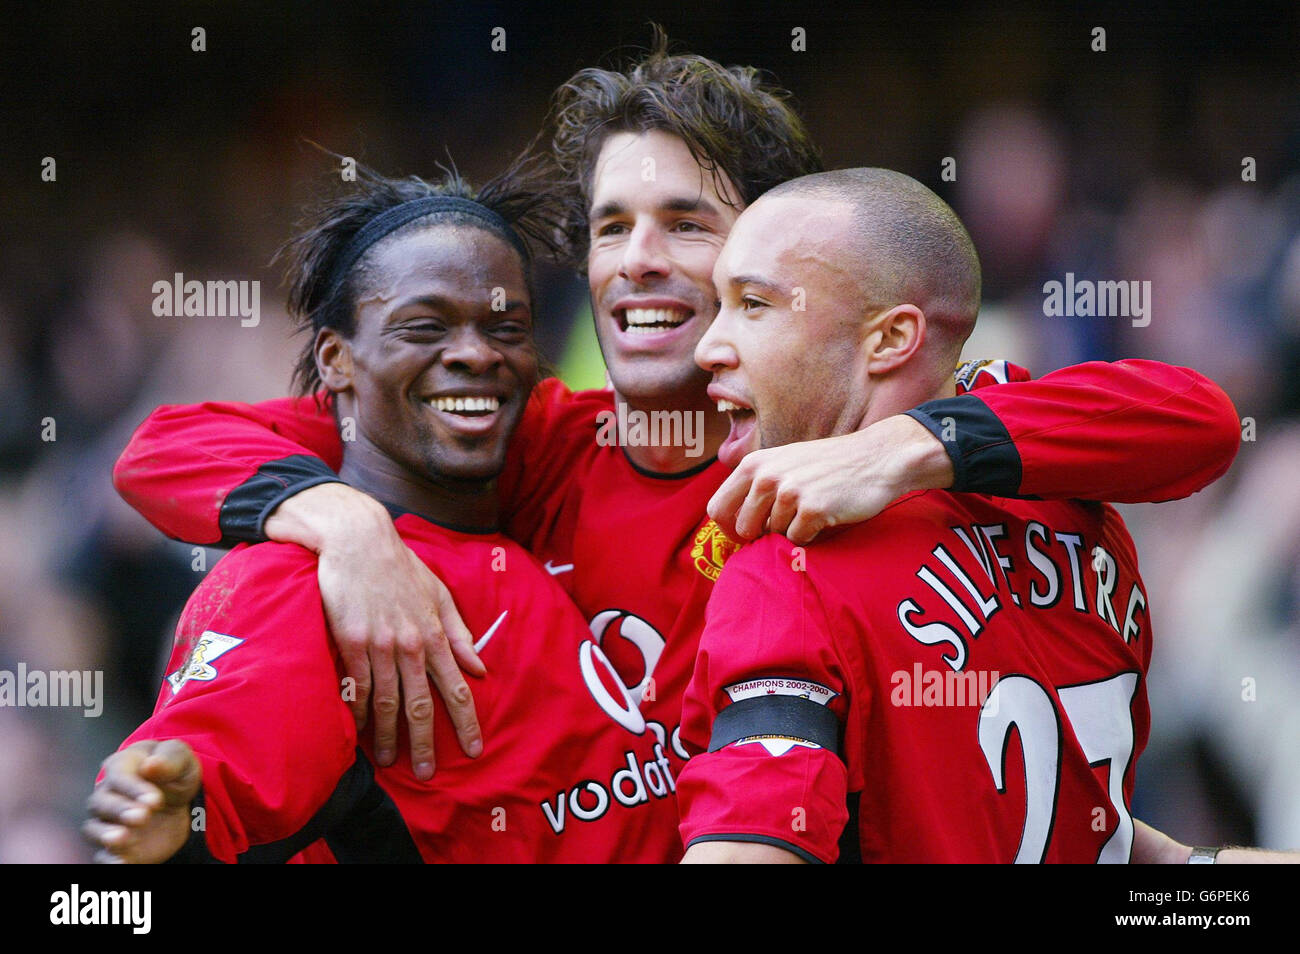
910, 359, 1240, 503
711, 359, 1240, 544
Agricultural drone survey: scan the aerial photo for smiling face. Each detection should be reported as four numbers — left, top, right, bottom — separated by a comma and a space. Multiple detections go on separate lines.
586, 129, 743, 406
696, 194, 877, 468
319, 224, 538, 487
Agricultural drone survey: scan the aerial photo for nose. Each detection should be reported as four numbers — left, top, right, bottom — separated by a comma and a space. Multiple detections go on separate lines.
618, 219, 671, 285
441, 326, 502, 375
695, 308, 737, 373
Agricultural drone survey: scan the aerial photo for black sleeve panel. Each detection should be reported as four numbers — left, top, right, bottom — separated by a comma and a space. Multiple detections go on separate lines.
216, 454, 342, 546
164, 788, 220, 864
167, 749, 422, 864
905, 395, 1023, 496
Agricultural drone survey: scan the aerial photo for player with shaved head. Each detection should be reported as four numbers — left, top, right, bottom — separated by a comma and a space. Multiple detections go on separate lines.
680, 169, 1158, 863
707, 168, 984, 471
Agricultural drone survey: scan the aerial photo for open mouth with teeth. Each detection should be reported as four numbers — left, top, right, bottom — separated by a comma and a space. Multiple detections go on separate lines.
427, 395, 500, 416
618, 307, 691, 335
423, 393, 506, 437
714, 396, 758, 468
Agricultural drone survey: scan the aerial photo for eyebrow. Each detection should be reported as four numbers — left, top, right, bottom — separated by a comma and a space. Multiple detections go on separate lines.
589, 195, 725, 222
726, 274, 789, 297
387, 294, 530, 315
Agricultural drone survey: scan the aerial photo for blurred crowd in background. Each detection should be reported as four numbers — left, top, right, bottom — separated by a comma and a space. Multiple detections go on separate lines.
2, 2, 1297, 861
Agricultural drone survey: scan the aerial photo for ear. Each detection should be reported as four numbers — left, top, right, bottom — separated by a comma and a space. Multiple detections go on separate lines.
315, 327, 354, 392
864, 303, 926, 375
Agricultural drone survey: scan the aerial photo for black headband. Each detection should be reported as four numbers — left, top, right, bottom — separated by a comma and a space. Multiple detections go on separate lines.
326, 195, 528, 296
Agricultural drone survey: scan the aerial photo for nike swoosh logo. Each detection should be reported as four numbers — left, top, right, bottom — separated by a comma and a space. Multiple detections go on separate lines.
474, 610, 508, 653
544, 560, 574, 576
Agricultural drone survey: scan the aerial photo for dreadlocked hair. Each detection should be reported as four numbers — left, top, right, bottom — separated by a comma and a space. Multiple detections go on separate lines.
276, 150, 562, 397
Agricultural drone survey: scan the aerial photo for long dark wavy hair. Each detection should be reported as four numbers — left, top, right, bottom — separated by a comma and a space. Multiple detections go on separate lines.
547, 25, 823, 266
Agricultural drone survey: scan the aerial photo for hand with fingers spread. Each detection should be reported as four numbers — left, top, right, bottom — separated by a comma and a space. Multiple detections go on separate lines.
84, 739, 201, 864
267, 482, 485, 780
708, 413, 954, 545
317, 528, 484, 778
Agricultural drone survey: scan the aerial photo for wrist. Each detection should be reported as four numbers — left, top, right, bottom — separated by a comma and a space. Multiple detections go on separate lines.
265, 482, 388, 554
888, 413, 955, 492
1160, 841, 1193, 864
164, 787, 216, 865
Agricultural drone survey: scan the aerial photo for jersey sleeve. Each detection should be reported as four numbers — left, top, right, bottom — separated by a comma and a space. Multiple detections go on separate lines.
906, 358, 1240, 503
497, 377, 610, 550
113, 394, 344, 546
677, 537, 853, 864
118, 545, 360, 863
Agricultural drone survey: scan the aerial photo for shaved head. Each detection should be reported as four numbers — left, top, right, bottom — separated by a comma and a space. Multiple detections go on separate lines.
765, 168, 981, 370
698, 167, 985, 465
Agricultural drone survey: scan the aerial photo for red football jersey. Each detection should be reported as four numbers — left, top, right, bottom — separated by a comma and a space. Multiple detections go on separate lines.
488, 358, 1227, 794
118, 511, 683, 863
676, 491, 1152, 863
493, 380, 733, 783
110, 359, 1237, 839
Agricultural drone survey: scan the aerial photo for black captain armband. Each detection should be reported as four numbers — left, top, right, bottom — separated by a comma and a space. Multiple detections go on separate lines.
708, 694, 841, 755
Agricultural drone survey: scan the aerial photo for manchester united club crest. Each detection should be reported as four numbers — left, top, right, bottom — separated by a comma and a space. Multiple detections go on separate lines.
690, 519, 740, 582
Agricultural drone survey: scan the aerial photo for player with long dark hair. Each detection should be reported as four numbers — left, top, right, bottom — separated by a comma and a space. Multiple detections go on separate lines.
85, 163, 680, 863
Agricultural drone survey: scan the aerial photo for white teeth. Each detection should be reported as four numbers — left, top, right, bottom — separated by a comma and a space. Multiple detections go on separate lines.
429, 395, 500, 413
623, 307, 688, 330
716, 399, 744, 413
